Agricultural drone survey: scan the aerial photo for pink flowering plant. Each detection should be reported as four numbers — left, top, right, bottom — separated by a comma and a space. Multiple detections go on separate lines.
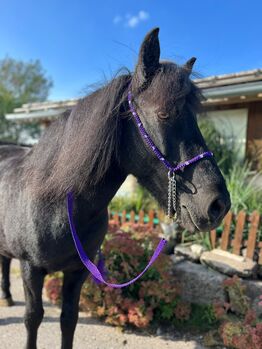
79, 222, 183, 328
44, 272, 63, 305
204, 275, 262, 349
44, 221, 194, 328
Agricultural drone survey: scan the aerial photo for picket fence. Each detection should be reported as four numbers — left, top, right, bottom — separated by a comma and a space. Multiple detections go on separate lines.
109, 209, 262, 265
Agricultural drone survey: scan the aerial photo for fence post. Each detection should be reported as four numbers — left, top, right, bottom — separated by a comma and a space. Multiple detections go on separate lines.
122, 210, 126, 224
220, 211, 233, 250
148, 210, 154, 228
130, 210, 135, 224
139, 210, 144, 224
259, 242, 262, 266
232, 211, 246, 255
113, 212, 120, 225
210, 230, 217, 249
246, 211, 260, 260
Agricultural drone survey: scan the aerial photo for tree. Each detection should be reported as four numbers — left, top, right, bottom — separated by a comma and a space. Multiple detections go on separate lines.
0, 57, 53, 142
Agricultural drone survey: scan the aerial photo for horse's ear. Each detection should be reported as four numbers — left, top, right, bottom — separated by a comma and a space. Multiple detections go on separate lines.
133, 28, 160, 88
184, 57, 196, 73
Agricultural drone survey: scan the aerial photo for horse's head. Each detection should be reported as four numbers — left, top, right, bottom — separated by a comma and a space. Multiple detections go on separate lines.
121, 28, 231, 232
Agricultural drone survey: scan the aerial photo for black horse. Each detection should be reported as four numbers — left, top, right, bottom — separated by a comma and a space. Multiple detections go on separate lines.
0, 28, 230, 349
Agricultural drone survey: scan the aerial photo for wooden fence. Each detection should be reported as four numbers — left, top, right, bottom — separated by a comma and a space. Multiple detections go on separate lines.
109, 210, 262, 265
109, 210, 158, 228
210, 210, 261, 265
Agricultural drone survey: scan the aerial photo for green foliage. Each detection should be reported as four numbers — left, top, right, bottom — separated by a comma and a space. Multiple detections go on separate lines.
181, 230, 213, 250
224, 162, 262, 214
0, 57, 53, 142
174, 304, 218, 331
198, 118, 239, 175
109, 184, 158, 213
199, 119, 262, 214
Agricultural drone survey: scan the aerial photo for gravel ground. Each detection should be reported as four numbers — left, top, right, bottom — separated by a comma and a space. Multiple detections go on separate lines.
0, 259, 207, 349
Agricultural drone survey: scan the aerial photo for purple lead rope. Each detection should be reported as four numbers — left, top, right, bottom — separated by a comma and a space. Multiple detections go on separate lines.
67, 191, 167, 288
66, 89, 214, 288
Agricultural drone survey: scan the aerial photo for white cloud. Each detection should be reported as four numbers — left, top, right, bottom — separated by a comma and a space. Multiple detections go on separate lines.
138, 11, 149, 21
113, 10, 150, 28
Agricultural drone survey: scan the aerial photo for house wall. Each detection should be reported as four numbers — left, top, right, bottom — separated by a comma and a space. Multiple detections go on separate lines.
205, 108, 248, 161
246, 101, 262, 169
116, 175, 138, 197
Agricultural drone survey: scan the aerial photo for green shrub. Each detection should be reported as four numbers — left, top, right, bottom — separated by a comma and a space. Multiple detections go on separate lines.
109, 184, 158, 213
199, 119, 262, 213
198, 118, 239, 175
224, 162, 262, 214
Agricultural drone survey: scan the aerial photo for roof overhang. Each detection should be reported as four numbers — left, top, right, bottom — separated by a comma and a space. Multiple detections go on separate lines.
5, 99, 78, 123
5, 69, 262, 122
5, 108, 68, 122
203, 81, 262, 99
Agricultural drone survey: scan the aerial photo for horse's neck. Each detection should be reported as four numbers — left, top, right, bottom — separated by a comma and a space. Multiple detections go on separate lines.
80, 160, 127, 212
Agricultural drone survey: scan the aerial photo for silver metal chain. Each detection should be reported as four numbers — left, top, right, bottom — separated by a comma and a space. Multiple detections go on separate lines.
167, 171, 177, 221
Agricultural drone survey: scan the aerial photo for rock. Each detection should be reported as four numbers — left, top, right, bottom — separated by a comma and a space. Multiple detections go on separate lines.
190, 244, 206, 258
243, 279, 262, 317
174, 244, 204, 262
170, 255, 185, 264
174, 245, 199, 262
172, 260, 227, 304
174, 245, 203, 263
200, 249, 257, 278
172, 259, 262, 317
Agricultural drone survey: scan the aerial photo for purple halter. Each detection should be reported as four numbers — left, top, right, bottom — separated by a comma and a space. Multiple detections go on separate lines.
127, 89, 213, 218
127, 90, 213, 173
66, 88, 213, 288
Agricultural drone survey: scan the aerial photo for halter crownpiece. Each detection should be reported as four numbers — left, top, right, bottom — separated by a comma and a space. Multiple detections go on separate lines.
127, 89, 213, 220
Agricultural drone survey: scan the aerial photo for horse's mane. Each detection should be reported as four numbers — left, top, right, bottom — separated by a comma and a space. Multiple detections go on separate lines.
23, 72, 131, 200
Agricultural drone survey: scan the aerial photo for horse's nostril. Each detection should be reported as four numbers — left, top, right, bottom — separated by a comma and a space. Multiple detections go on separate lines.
208, 198, 226, 222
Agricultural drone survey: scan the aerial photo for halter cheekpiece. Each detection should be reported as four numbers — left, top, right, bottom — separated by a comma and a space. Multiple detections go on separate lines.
127, 89, 213, 220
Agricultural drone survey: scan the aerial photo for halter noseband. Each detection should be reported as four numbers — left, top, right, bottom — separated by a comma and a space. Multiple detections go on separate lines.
127, 89, 213, 219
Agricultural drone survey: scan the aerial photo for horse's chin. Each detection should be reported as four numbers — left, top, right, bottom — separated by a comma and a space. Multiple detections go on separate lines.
178, 206, 201, 233
179, 205, 220, 233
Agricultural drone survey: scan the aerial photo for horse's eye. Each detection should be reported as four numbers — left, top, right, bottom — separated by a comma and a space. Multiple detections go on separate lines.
157, 111, 169, 120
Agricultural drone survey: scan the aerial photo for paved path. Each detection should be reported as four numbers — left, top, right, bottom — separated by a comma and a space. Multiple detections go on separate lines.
0, 260, 206, 349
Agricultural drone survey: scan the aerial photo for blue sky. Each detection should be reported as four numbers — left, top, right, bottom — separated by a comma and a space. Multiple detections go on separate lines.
0, 0, 261, 100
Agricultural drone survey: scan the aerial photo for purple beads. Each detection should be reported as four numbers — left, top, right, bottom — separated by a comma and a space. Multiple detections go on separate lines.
128, 90, 213, 173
